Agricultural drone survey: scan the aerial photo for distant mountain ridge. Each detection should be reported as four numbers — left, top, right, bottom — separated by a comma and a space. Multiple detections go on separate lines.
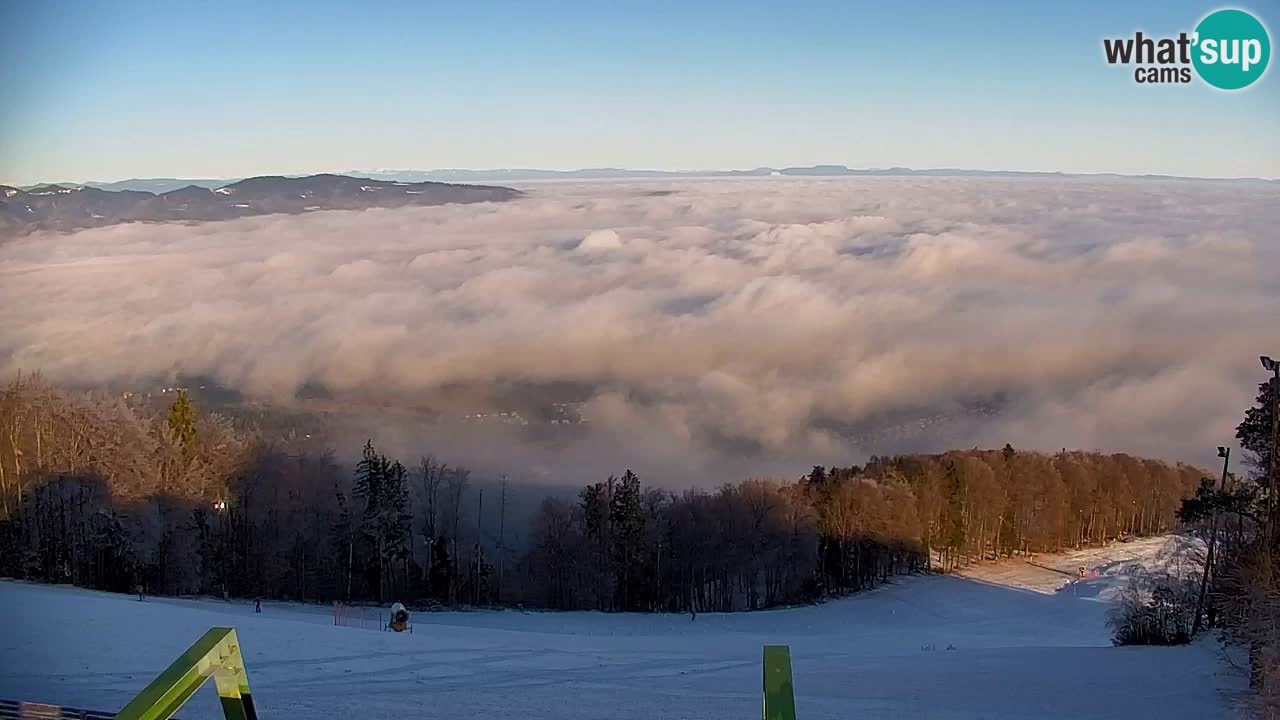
348, 165, 1279, 184
19, 165, 1275, 195
0, 174, 521, 238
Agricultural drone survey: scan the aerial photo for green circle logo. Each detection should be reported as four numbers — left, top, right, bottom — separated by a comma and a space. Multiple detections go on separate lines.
1192, 9, 1271, 90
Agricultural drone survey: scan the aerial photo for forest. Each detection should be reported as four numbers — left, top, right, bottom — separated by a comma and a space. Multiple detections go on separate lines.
0, 374, 1206, 612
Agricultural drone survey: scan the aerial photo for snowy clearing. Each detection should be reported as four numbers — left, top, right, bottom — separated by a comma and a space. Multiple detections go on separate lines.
0, 536, 1243, 719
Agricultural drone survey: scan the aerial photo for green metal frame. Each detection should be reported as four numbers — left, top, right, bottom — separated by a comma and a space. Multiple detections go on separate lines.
115, 627, 257, 720
763, 645, 797, 720
108, 626, 789, 720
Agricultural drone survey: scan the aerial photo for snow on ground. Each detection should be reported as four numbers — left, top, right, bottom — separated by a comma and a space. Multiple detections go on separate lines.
0, 537, 1243, 720
959, 535, 1205, 600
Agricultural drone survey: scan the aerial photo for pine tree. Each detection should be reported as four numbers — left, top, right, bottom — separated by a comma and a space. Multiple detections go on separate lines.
353, 440, 382, 505
609, 470, 644, 610
352, 440, 384, 599
579, 481, 611, 609
166, 389, 197, 453
350, 441, 412, 602
1237, 379, 1277, 488
942, 461, 966, 569
381, 459, 411, 599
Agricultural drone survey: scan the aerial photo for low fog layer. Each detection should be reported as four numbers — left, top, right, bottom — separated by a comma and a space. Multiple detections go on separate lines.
1, 177, 1276, 483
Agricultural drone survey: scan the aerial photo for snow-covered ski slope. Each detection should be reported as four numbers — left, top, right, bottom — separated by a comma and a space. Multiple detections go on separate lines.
959, 534, 1204, 600
0, 536, 1242, 720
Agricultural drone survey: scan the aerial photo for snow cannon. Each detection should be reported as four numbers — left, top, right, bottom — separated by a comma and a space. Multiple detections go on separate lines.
389, 602, 410, 632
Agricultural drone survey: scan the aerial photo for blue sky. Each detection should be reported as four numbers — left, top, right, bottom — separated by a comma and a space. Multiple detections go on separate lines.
1, 0, 1277, 184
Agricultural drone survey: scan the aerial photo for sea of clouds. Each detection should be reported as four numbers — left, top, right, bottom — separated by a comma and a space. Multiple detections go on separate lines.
1, 177, 1276, 484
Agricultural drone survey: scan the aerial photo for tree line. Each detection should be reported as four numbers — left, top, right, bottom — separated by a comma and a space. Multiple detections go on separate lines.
0, 374, 1205, 612
1173, 370, 1278, 713
523, 447, 1200, 611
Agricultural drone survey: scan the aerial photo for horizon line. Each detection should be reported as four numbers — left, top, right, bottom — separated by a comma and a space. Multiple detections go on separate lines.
7, 164, 1279, 188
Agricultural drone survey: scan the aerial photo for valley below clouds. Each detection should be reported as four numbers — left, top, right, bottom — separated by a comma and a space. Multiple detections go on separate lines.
2, 177, 1276, 484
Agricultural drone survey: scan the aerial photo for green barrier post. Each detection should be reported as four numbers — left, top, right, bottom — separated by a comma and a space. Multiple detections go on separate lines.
763, 645, 797, 720
115, 627, 256, 720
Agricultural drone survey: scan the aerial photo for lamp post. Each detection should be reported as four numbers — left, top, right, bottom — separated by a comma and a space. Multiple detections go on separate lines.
214, 497, 229, 600
1193, 446, 1231, 636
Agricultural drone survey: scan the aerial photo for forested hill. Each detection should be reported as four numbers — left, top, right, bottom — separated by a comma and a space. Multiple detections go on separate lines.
0, 174, 521, 237
0, 375, 1204, 612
